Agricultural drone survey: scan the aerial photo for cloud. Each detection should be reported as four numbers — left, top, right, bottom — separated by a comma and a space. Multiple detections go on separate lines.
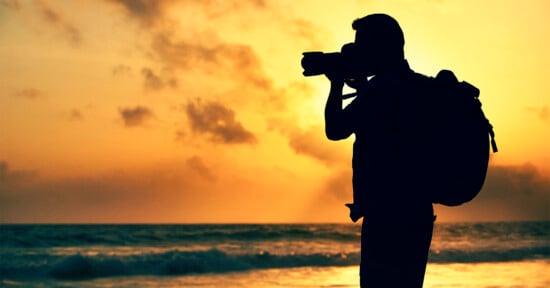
0, 161, 37, 187
311, 163, 550, 222
105, 0, 267, 26
69, 109, 83, 121
288, 18, 330, 49
141, 67, 163, 90
112, 64, 132, 76
14, 88, 44, 100
322, 169, 353, 202
193, 0, 267, 19
186, 155, 216, 182
34, 0, 82, 46
185, 100, 257, 145
0, 158, 315, 223
299, 167, 353, 222
119, 106, 154, 127
437, 163, 550, 221
527, 105, 549, 123
105, 0, 317, 114
287, 126, 347, 165
104, 0, 172, 27
479, 164, 549, 215
104, 0, 320, 83
151, 32, 271, 90
0, 0, 20, 11
0, 162, 213, 223
141, 67, 177, 90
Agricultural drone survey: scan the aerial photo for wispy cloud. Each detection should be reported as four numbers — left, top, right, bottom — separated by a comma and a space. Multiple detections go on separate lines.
104, 0, 173, 27
311, 163, 550, 222
119, 106, 155, 127
322, 169, 353, 202
439, 163, 550, 221
288, 18, 329, 49
141, 67, 177, 91
0, 161, 214, 223
0, 0, 21, 11
14, 88, 44, 100
68, 109, 83, 121
150, 32, 271, 90
287, 125, 347, 166
186, 155, 216, 182
185, 100, 257, 145
112, 64, 132, 76
141, 67, 163, 90
105, 0, 267, 26
0, 161, 37, 187
191, 0, 267, 19
527, 105, 549, 123
34, 0, 82, 47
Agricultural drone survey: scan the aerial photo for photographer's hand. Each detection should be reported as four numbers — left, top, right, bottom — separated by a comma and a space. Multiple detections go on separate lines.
324, 69, 345, 86
324, 74, 353, 140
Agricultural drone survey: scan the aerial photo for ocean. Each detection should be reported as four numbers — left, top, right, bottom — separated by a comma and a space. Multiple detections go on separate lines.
1, 222, 548, 287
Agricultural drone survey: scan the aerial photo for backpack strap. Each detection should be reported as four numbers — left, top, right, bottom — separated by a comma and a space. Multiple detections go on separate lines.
459, 80, 498, 153
489, 123, 498, 152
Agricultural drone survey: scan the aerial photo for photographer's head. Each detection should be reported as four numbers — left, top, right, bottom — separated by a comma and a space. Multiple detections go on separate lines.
352, 14, 405, 75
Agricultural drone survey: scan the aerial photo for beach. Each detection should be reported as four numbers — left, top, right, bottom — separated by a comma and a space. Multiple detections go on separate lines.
3, 261, 547, 287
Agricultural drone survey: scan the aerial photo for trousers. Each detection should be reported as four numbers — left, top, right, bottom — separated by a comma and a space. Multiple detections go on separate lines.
359, 210, 434, 287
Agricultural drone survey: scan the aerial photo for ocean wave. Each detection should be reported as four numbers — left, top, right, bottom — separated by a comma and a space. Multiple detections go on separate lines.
3, 222, 548, 249
1, 222, 548, 281
2, 245, 549, 281
0, 249, 359, 280
430, 246, 550, 263
0, 224, 361, 248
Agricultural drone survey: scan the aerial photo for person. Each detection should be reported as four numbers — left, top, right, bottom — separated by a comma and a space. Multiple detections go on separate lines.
324, 14, 435, 287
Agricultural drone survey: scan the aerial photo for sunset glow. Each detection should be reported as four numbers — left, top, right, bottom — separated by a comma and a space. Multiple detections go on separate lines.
1, 0, 548, 223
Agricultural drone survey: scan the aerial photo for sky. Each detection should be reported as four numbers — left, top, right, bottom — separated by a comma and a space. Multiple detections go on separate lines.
0, 0, 548, 223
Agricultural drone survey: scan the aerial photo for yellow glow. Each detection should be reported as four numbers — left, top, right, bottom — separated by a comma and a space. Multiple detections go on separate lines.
0, 0, 548, 223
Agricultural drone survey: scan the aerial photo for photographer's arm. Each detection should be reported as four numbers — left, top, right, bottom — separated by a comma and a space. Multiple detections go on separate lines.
325, 79, 354, 140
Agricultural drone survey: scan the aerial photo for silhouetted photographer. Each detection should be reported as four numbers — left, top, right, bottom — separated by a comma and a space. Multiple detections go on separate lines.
301, 13, 496, 288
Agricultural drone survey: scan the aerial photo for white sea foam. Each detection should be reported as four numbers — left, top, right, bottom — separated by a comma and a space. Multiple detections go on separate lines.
1, 222, 548, 285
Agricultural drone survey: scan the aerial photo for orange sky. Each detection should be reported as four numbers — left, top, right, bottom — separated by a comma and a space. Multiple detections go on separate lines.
0, 0, 549, 223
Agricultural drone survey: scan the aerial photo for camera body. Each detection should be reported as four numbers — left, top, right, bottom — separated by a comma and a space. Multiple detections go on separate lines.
301, 43, 364, 77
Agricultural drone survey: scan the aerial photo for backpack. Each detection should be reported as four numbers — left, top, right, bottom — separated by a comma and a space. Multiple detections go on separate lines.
424, 70, 497, 206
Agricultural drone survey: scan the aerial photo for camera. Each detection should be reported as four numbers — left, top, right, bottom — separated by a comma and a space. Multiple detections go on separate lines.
301, 43, 363, 77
